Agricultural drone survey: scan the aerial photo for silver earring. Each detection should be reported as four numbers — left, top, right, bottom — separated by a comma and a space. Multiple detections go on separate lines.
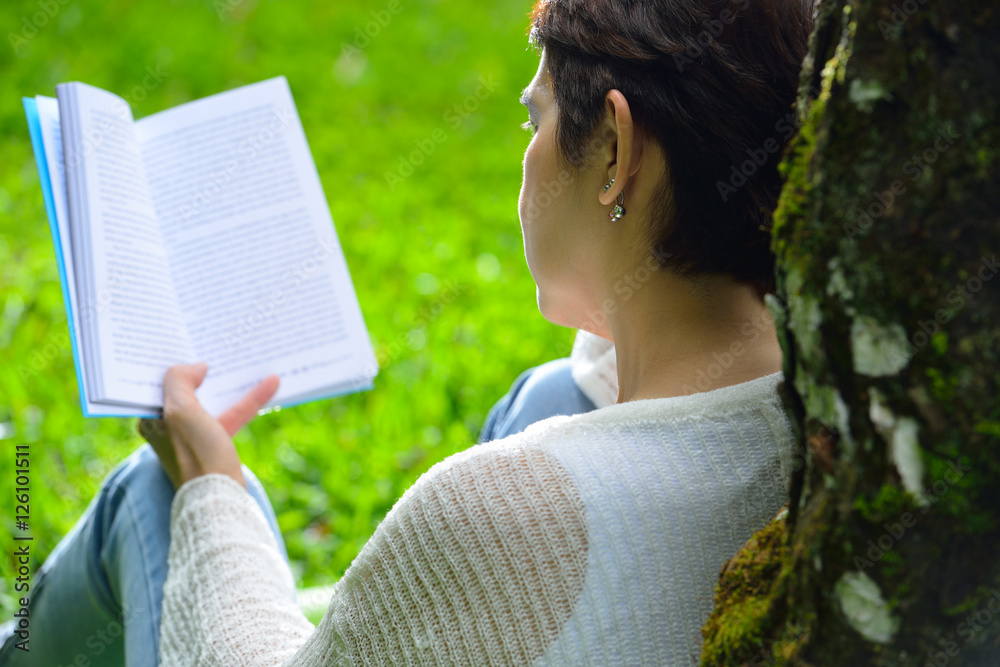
603, 178, 615, 192
609, 190, 626, 221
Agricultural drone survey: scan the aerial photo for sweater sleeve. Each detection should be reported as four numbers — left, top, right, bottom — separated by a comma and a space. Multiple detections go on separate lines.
158, 443, 590, 666
158, 474, 316, 665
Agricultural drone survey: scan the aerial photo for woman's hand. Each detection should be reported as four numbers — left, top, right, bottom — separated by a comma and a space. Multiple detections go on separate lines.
138, 362, 280, 490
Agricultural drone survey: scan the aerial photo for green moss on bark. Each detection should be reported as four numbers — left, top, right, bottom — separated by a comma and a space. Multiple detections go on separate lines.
701, 510, 797, 666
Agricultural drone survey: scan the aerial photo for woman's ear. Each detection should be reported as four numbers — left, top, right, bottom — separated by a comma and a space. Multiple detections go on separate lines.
598, 89, 643, 207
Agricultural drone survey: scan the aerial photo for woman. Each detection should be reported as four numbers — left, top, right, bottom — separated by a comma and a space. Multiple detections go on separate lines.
1, 0, 813, 663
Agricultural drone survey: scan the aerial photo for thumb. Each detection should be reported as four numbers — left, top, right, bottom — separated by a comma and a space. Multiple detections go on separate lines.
164, 361, 208, 390
162, 362, 210, 425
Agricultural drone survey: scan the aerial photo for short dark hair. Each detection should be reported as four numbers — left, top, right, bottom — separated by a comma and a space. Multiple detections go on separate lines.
529, 0, 814, 297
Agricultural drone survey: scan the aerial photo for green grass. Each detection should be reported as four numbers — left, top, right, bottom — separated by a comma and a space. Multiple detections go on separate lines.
0, 0, 576, 614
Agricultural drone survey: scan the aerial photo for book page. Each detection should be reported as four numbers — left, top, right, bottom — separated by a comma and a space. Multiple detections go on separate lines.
136, 77, 376, 415
57, 82, 194, 408
33, 96, 155, 417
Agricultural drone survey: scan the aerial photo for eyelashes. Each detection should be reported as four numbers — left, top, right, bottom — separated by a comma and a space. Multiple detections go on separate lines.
521, 119, 537, 134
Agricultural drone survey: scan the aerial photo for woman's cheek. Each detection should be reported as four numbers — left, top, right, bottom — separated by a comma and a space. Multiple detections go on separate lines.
519, 147, 540, 231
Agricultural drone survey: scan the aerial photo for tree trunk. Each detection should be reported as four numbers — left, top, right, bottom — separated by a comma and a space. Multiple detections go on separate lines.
701, 0, 1000, 664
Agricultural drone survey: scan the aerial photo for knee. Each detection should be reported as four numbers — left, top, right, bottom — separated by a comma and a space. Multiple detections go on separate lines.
88, 443, 174, 531
484, 357, 597, 441
510, 357, 578, 405
109, 444, 267, 503
115, 444, 174, 493
96, 444, 176, 515
113, 447, 270, 509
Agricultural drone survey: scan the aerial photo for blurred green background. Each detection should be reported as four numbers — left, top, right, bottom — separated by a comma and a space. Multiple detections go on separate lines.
0, 0, 575, 615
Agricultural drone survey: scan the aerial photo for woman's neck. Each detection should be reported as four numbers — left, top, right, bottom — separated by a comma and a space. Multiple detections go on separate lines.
607, 274, 783, 403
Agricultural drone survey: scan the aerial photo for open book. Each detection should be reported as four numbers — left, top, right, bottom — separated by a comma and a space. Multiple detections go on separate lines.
23, 77, 378, 417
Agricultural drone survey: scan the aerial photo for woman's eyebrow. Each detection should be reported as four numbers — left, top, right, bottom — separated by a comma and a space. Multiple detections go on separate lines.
519, 89, 534, 109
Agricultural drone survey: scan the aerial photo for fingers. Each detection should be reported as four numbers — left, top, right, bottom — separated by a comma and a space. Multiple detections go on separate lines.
157, 362, 257, 491
162, 362, 279, 436
137, 417, 168, 444
138, 418, 182, 489
218, 374, 280, 436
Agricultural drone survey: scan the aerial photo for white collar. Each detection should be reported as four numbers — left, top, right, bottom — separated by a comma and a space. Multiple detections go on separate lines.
569, 330, 618, 408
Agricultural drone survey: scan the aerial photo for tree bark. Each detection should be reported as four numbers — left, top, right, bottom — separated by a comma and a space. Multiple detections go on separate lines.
701, 0, 1000, 664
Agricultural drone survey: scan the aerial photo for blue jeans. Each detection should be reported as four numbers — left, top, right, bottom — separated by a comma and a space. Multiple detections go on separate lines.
0, 357, 593, 665
478, 357, 598, 443
0, 444, 286, 667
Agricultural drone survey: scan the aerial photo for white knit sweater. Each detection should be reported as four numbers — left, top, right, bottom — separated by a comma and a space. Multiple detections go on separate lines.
159, 371, 793, 666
